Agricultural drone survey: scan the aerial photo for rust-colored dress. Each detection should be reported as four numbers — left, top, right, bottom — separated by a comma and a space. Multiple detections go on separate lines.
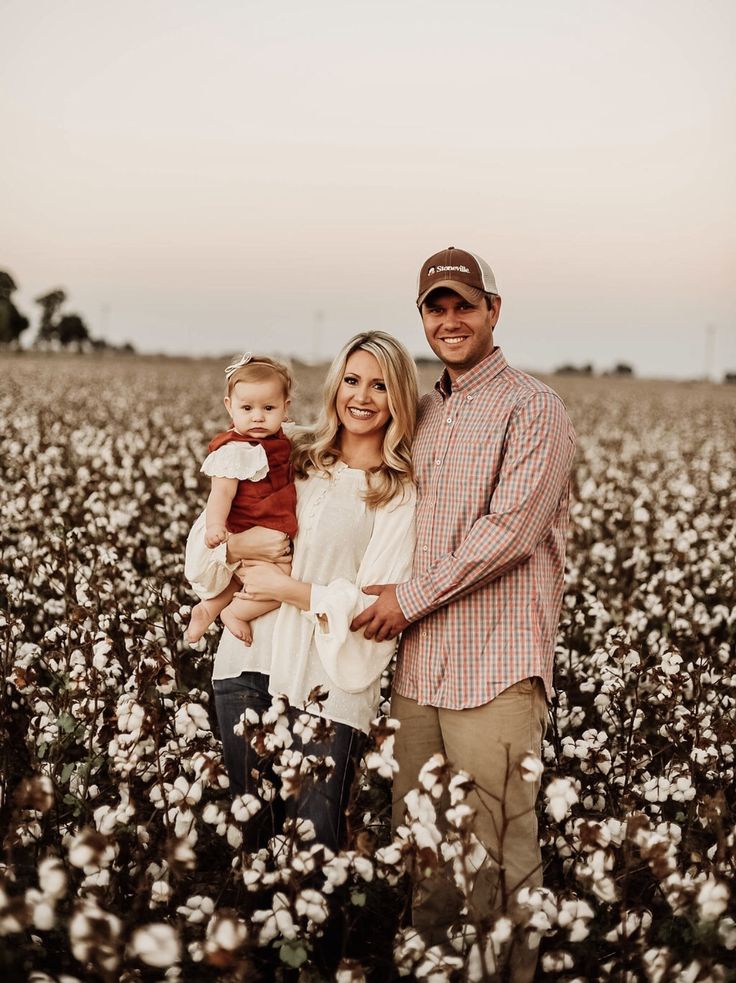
203, 428, 297, 539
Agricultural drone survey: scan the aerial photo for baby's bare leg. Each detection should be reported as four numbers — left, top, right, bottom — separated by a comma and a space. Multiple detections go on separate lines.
220, 598, 280, 645
220, 558, 292, 643
226, 526, 290, 564
185, 578, 239, 643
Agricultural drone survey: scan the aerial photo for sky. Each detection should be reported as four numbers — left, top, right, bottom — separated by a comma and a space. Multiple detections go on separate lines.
2, 0, 735, 378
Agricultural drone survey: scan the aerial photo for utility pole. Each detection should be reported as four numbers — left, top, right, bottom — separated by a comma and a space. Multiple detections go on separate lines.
705, 323, 715, 381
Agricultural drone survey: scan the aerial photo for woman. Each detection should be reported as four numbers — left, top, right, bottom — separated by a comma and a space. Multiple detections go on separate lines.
208, 331, 418, 850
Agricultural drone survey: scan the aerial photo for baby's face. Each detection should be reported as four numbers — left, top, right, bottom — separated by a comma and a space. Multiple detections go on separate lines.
224, 378, 289, 439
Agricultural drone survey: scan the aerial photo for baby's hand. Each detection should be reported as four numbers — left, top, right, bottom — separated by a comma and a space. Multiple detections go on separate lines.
205, 525, 228, 548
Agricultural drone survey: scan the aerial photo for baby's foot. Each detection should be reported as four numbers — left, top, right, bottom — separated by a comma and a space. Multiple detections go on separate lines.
220, 609, 253, 646
185, 602, 215, 644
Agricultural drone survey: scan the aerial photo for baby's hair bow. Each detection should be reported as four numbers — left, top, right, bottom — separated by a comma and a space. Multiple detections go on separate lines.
225, 352, 252, 379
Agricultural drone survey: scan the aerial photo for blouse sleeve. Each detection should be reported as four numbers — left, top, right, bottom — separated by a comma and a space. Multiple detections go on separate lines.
184, 510, 241, 599
201, 441, 269, 481
305, 485, 416, 693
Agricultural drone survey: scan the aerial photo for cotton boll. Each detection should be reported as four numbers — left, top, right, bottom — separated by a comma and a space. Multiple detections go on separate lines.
696, 876, 729, 921
37, 856, 66, 900
545, 778, 579, 822
129, 922, 181, 967
519, 754, 544, 783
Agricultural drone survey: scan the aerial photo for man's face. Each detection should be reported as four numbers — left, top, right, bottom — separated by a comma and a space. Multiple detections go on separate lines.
420, 289, 501, 379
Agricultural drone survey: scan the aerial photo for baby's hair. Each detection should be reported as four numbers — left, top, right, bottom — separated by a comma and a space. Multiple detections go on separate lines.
224, 355, 294, 400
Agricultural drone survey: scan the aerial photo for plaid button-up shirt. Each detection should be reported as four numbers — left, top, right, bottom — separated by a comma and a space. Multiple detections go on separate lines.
394, 348, 575, 709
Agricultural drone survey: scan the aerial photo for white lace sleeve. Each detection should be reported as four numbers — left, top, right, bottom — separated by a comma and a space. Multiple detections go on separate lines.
201, 441, 269, 481
305, 486, 416, 693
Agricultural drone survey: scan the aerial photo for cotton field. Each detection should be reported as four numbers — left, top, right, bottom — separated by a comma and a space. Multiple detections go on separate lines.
1, 353, 735, 982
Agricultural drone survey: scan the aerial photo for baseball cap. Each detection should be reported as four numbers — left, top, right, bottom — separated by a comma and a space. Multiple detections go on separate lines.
416, 246, 498, 307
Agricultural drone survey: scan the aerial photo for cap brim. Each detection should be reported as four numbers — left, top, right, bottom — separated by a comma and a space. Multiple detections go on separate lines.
417, 281, 487, 308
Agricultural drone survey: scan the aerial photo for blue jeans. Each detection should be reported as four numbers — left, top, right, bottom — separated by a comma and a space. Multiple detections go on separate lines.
212, 671, 364, 852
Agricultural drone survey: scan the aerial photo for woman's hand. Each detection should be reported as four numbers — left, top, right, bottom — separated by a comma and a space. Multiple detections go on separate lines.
226, 526, 292, 564
235, 562, 292, 603
235, 562, 312, 611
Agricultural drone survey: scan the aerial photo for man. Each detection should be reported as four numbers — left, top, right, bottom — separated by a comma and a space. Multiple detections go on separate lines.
352, 246, 575, 979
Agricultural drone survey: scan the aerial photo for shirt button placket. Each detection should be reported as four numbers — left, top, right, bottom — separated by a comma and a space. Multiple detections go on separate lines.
434, 395, 455, 470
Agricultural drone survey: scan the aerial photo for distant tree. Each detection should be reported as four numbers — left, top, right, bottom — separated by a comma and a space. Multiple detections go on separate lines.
28, 284, 131, 353
611, 362, 634, 376
0, 270, 31, 346
34, 289, 67, 347
554, 363, 593, 376
57, 313, 90, 350
725, 372, 736, 385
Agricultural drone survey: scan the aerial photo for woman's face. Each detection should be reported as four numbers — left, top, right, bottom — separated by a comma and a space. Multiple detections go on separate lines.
335, 349, 391, 440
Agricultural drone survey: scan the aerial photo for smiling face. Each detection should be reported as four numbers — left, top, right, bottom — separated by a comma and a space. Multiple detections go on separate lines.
335, 349, 391, 440
224, 377, 289, 439
420, 288, 502, 380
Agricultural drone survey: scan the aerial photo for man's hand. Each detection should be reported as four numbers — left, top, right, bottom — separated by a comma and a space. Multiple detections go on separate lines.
351, 584, 410, 642
227, 526, 291, 563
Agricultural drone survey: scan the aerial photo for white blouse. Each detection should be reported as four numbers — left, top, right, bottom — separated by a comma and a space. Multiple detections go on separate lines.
212, 463, 416, 733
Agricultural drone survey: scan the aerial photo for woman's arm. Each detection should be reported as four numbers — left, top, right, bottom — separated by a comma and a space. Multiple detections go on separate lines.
204, 477, 238, 547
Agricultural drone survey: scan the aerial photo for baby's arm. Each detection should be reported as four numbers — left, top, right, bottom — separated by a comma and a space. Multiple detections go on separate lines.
205, 476, 238, 548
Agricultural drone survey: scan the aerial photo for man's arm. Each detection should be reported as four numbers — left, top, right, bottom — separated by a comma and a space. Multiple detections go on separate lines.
353, 393, 575, 639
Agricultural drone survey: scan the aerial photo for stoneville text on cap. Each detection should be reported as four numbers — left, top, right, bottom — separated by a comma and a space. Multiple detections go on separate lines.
417, 246, 498, 307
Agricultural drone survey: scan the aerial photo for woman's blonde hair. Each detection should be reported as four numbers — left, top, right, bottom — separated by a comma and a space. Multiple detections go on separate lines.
292, 331, 418, 508
224, 355, 294, 400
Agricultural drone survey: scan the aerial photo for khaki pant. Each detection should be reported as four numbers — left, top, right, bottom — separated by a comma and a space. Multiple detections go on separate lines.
392, 678, 548, 982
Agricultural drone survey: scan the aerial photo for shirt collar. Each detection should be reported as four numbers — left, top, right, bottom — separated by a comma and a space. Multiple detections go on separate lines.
434, 347, 508, 399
